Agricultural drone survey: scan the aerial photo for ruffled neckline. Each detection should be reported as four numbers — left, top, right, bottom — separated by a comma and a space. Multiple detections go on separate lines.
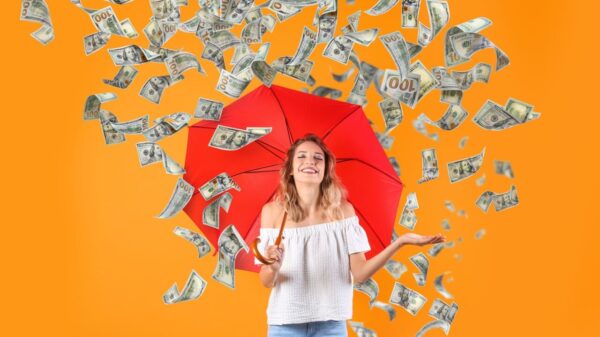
260, 215, 359, 235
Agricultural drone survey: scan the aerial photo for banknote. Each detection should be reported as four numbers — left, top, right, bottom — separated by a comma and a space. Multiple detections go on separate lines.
475, 190, 494, 212
108, 45, 160, 66
415, 319, 450, 337
410, 252, 429, 286
312, 86, 342, 99
136, 141, 185, 175
195, 98, 225, 120
98, 110, 126, 145
317, 11, 337, 43
365, 0, 399, 16
89, 6, 125, 36
476, 173, 486, 186
163, 270, 207, 304
83, 92, 117, 120
343, 28, 380, 46
322, 35, 354, 64
447, 147, 485, 183
199, 172, 240, 201
380, 31, 410, 80
288, 26, 318, 66
434, 272, 453, 299
144, 18, 178, 47
140, 75, 178, 104
212, 224, 249, 289
142, 121, 176, 142
418, 104, 469, 131
102, 65, 138, 88
272, 57, 314, 83
208, 125, 267, 151
417, 148, 439, 184
494, 159, 514, 178
203, 192, 233, 229
84, 31, 110, 55
201, 42, 226, 70
389, 156, 401, 176
375, 131, 394, 150
372, 301, 396, 321
493, 185, 519, 211
428, 298, 459, 327
410, 60, 438, 103
412, 117, 439, 141
215, 69, 251, 98
417, 0, 450, 47
110, 115, 148, 134
156, 177, 195, 219
401, 0, 420, 28
473, 99, 540, 130
450, 31, 509, 71
165, 51, 206, 81
475, 228, 486, 240
173, 226, 211, 258
353, 277, 378, 308
379, 98, 403, 134
399, 192, 419, 230
384, 259, 407, 279
348, 321, 377, 337
441, 219, 451, 230
444, 200, 455, 212
389, 282, 427, 315
150, 0, 180, 21
380, 70, 420, 108
458, 136, 468, 149
505, 97, 534, 123
445, 17, 492, 67
428, 242, 445, 257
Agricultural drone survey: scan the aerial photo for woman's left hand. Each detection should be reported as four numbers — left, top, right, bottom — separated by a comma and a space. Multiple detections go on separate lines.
398, 233, 446, 246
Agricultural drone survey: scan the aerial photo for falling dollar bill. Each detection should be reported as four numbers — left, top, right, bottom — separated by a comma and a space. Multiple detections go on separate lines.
379, 98, 403, 134
418, 105, 469, 131
380, 31, 410, 81
173, 226, 212, 258
156, 177, 195, 219
212, 224, 249, 289
195, 98, 225, 121
447, 147, 485, 183
140, 75, 179, 104
415, 319, 450, 337
162, 270, 207, 304
399, 192, 419, 230
165, 51, 206, 81
450, 31, 510, 71
417, 0, 450, 47
108, 45, 160, 66
445, 17, 493, 67
389, 282, 427, 315
494, 159, 514, 178
365, 0, 400, 16
110, 115, 148, 134
384, 259, 407, 279
354, 277, 379, 308
372, 300, 396, 321
428, 298, 459, 329
136, 141, 185, 175
203, 192, 233, 229
215, 69, 251, 98
84, 31, 111, 55
208, 125, 268, 151
410, 252, 430, 286
401, 0, 420, 28
199, 172, 240, 201
102, 65, 138, 89
417, 148, 439, 184
83, 92, 117, 120
98, 110, 126, 145
434, 272, 453, 299
20, 0, 54, 45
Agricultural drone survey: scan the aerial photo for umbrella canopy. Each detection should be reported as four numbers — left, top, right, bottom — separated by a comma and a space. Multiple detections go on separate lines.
183, 84, 404, 273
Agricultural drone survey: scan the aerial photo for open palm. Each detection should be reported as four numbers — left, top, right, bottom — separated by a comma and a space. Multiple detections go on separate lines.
399, 233, 445, 246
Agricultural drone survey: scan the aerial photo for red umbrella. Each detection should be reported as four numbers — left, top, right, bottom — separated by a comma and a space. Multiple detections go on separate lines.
183, 84, 404, 273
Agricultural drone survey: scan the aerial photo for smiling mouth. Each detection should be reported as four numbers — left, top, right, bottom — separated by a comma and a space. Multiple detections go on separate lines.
300, 168, 318, 174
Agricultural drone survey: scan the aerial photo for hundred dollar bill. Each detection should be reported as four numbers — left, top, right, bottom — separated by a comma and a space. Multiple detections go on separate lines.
197, 30, 240, 50
410, 252, 429, 286
475, 190, 494, 212
269, 0, 302, 22
475, 228, 486, 240
98, 110, 126, 145
372, 300, 396, 321
444, 200, 455, 212
493, 185, 519, 211
84, 31, 111, 55
415, 319, 450, 337
494, 159, 514, 178
208, 125, 267, 151
89, 6, 125, 36
343, 28, 380, 46
384, 259, 407, 279
380, 70, 420, 108
195, 98, 224, 120
451, 62, 492, 89
441, 219, 451, 230
317, 11, 336, 43
212, 224, 249, 289
331, 67, 355, 82
136, 141, 185, 175
83, 92, 117, 120
203, 192, 233, 229
365, 0, 399, 16
165, 51, 206, 81
21, 0, 55, 45
156, 177, 195, 218
389, 156, 401, 176
322, 35, 354, 64
379, 99, 403, 134
476, 173, 486, 186
140, 75, 179, 104
143, 120, 176, 142
201, 42, 226, 70
215, 69, 251, 98
312, 86, 342, 99
151, 0, 180, 21
110, 114, 148, 134
447, 147, 485, 183
417, 148, 439, 184
401, 0, 420, 28
450, 31, 509, 71
445, 17, 492, 67
412, 118, 439, 141
162, 270, 207, 304
354, 277, 378, 308
199, 172, 240, 201
158, 112, 191, 131
434, 272, 453, 299
380, 31, 410, 81
173, 226, 211, 258
108, 45, 160, 66
119, 18, 138, 38
410, 60, 437, 103
375, 131, 394, 149
399, 192, 419, 230
246, 127, 272, 135
288, 26, 318, 66
458, 135, 468, 149
389, 282, 427, 315
428, 242, 445, 257
417, 0, 450, 47
428, 298, 459, 327
272, 57, 314, 83
440, 90, 463, 105
145, 19, 178, 47
505, 97, 534, 123
418, 105, 468, 131
472, 99, 538, 130
102, 65, 138, 89
251, 43, 277, 86
348, 321, 377, 337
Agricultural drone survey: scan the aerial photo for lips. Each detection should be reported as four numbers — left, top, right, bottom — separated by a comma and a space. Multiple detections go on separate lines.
300, 167, 318, 174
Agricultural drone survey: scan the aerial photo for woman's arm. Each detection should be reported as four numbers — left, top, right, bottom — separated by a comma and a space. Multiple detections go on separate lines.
350, 233, 445, 284
259, 264, 279, 288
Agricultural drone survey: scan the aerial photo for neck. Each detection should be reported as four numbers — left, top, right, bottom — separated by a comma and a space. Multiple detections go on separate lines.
294, 181, 321, 216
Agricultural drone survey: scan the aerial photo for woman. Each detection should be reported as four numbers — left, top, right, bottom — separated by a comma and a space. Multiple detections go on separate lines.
255, 133, 445, 337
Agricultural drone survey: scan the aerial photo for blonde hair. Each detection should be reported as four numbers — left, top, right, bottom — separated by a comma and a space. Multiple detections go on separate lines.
272, 133, 348, 223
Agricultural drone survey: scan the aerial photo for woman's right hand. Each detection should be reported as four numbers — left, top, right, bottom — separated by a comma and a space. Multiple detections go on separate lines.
265, 242, 285, 272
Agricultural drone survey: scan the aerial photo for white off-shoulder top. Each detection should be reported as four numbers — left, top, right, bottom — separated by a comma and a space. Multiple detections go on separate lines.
254, 215, 371, 325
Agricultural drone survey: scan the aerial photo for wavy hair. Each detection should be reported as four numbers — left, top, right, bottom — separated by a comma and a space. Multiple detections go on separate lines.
272, 133, 348, 223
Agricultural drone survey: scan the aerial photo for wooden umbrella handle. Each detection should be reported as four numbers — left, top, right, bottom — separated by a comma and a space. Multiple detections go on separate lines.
252, 211, 287, 265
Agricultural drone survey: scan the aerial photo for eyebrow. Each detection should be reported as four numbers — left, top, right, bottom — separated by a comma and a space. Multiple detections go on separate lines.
298, 151, 323, 155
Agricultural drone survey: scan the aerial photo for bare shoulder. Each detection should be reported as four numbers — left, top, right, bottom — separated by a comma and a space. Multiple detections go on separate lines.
261, 201, 285, 229
340, 200, 356, 218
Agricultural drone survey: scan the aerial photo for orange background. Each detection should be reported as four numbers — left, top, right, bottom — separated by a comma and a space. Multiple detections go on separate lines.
4, 0, 598, 336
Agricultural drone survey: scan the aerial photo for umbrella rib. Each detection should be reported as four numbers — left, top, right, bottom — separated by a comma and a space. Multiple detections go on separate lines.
348, 198, 387, 249
336, 157, 402, 185
269, 88, 294, 145
322, 105, 362, 141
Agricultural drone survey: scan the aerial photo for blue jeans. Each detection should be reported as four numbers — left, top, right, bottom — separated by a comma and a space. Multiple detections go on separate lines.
268, 320, 348, 337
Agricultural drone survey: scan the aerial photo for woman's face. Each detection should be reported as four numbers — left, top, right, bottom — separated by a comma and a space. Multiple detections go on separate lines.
291, 141, 326, 184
